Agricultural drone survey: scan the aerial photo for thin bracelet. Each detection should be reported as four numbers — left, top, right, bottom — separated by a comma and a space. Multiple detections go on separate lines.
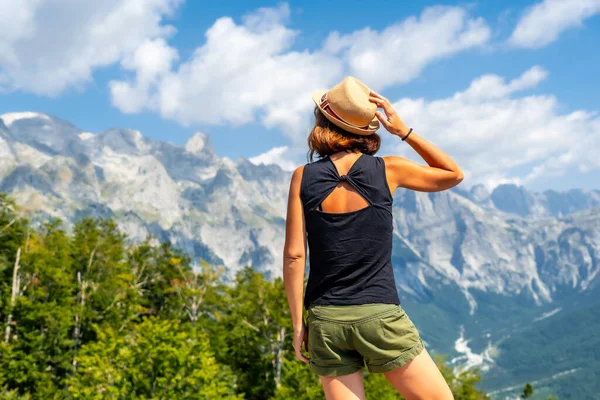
401, 128, 412, 141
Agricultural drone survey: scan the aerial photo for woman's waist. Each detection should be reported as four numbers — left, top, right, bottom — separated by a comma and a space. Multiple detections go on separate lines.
305, 265, 397, 298
307, 303, 403, 324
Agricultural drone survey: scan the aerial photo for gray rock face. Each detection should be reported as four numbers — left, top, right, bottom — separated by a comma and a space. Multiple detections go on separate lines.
0, 112, 598, 313
489, 183, 600, 218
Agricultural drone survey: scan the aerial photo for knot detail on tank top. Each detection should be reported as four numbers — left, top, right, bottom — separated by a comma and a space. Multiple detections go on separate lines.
338, 174, 348, 181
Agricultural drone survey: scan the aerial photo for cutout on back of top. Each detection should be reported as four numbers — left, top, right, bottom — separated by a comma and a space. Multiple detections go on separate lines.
316, 182, 370, 214
316, 154, 371, 214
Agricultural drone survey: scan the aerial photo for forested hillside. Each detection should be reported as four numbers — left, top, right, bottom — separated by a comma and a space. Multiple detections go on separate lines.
0, 193, 557, 399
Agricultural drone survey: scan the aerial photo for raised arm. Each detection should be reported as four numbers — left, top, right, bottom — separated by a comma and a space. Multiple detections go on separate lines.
283, 165, 310, 363
369, 90, 464, 193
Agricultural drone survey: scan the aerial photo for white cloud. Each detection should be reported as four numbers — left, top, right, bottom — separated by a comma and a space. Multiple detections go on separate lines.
0, 0, 182, 95
509, 0, 600, 48
456, 65, 548, 100
387, 66, 600, 190
110, 4, 491, 144
324, 5, 491, 90
110, 3, 342, 142
249, 145, 296, 171
110, 38, 179, 113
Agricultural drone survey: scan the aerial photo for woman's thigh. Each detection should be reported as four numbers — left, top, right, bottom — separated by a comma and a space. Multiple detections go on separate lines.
383, 347, 454, 400
320, 370, 366, 400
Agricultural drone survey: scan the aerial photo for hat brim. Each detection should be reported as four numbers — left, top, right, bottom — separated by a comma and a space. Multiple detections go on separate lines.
311, 90, 379, 136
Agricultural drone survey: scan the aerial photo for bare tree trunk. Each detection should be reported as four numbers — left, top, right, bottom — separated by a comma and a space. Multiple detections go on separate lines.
175, 265, 206, 326
72, 249, 94, 373
243, 303, 287, 390
4, 247, 21, 344
273, 326, 286, 389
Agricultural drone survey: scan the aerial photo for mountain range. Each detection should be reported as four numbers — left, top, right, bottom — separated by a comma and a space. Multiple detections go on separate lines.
1, 112, 598, 399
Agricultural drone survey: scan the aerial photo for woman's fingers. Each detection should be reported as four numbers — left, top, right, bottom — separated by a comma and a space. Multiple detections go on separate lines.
293, 326, 310, 364
375, 111, 392, 129
371, 91, 406, 135
370, 90, 384, 99
370, 95, 395, 117
296, 345, 309, 364
370, 90, 392, 107
369, 96, 385, 108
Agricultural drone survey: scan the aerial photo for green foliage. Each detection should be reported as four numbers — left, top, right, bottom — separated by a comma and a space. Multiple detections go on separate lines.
0, 193, 28, 260
435, 354, 490, 399
215, 266, 292, 399
67, 318, 242, 399
0, 386, 31, 400
522, 382, 534, 398
272, 357, 325, 400
363, 372, 404, 399
0, 193, 29, 319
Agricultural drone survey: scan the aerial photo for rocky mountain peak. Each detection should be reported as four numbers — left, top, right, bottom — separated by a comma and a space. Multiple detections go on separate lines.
0, 111, 83, 156
93, 128, 151, 155
185, 132, 212, 155
1, 112, 53, 127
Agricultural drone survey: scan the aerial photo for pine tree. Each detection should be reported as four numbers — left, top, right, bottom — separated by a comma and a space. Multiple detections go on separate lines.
521, 383, 534, 398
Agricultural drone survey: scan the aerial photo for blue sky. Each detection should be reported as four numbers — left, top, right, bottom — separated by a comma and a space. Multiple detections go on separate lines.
1, 0, 599, 191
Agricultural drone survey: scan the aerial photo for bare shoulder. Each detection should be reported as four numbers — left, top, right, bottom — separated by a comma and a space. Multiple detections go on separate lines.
288, 165, 305, 193
381, 155, 412, 193
381, 155, 416, 180
381, 155, 463, 192
381, 155, 412, 169
291, 165, 305, 181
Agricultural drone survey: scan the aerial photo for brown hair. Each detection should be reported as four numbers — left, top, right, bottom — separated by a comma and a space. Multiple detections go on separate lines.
307, 106, 381, 162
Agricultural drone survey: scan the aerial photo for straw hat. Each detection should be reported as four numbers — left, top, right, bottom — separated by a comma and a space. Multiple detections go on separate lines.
311, 76, 379, 136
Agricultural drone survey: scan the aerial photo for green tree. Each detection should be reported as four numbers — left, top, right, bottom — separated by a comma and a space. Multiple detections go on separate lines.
218, 266, 291, 400
68, 317, 242, 399
0, 193, 29, 264
0, 386, 31, 399
0, 193, 29, 339
435, 354, 490, 400
0, 220, 76, 397
125, 240, 192, 320
271, 357, 325, 400
364, 371, 404, 399
521, 382, 534, 398
70, 217, 138, 336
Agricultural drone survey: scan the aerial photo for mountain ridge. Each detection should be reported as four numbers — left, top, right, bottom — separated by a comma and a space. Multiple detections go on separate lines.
1, 111, 599, 396
1, 111, 598, 301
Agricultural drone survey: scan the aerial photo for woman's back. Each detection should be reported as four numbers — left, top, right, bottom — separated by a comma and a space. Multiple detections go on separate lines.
284, 76, 461, 398
300, 152, 400, 311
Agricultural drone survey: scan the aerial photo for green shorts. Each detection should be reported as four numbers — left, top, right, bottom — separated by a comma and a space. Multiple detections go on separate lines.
306, 303, 424, 376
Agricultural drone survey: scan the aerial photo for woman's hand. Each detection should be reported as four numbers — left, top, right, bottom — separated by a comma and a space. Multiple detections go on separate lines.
369, 90, 410, 137
293, 322, 310, 364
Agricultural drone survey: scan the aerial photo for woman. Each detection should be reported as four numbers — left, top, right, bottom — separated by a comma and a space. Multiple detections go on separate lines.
283, 76, 463, 400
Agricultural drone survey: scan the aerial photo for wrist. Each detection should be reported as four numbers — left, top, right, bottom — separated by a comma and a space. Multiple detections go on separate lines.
395, 125, 410, 137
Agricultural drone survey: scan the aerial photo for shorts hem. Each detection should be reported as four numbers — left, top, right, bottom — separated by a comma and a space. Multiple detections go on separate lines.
309, 361, 364, 377
367, 337, 424, 373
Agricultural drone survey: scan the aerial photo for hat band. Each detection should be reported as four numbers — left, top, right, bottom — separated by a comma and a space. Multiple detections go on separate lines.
320, 93, 371, 130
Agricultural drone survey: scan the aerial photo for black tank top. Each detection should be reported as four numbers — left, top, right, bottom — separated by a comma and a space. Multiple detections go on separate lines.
300, 153, 401, 310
